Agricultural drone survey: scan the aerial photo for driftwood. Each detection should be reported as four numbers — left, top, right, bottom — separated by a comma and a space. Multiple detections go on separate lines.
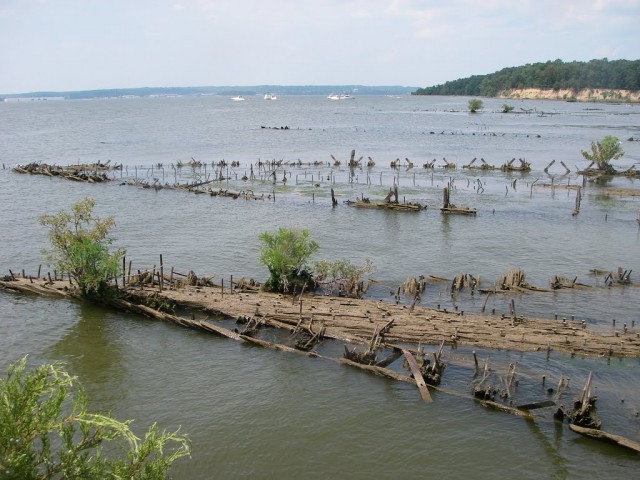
569, 424, 640, 453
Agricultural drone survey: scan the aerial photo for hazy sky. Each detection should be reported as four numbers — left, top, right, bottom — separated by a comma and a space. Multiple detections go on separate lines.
1, 0, 638, 94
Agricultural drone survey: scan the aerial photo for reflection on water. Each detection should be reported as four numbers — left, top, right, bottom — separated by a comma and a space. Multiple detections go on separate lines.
49, 301, 127, 405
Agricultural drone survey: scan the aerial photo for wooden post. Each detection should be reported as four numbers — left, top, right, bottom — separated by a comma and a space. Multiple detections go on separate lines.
122, 256, 126, 286
221, 279, 224, 298
37, 265, 41, 278
230, 275, 233, 294
170, 267, 174, 288
473, 351, 478, 375
159, 255, 164, 291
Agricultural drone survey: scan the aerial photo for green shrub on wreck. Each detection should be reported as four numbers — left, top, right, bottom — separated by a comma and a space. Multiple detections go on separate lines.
468, 98, 484, 113
581, 135, 624, 174
258, 227, 319, 293
39, 197, 125, 296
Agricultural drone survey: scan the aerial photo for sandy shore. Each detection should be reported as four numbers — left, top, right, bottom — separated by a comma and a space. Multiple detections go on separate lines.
498, 88, 640, 103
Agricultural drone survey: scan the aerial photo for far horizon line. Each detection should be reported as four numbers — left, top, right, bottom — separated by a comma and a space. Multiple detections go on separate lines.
1, 84, 420, 98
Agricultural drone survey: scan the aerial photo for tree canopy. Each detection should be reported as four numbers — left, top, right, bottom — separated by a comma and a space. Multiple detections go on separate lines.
414, 59, 640, 96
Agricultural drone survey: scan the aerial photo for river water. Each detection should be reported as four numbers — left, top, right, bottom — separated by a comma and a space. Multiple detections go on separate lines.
1, 95, 640, 478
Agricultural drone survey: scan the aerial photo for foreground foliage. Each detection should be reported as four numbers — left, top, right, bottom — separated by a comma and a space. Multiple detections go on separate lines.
581, 135, 624, 174
39, 197, 125, 296
258, 228, 319, 292
0, 357, 190, 480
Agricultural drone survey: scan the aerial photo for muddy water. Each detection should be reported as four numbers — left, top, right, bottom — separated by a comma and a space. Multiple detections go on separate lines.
1, 95, 639, 478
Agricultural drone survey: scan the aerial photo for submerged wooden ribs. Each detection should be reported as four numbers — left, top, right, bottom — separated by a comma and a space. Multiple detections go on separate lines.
4, 276, 640, 453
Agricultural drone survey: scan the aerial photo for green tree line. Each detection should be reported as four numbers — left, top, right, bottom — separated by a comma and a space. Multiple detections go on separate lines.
414, 58, 640, 97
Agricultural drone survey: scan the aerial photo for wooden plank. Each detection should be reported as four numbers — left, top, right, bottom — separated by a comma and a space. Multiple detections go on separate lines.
401, 349, 432, 402
517, 400, 556, 410
569, 424, 640, 454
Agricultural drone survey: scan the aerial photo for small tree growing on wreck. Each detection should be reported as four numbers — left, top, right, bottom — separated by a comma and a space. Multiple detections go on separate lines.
468, 98, 484, 113
581, 135, 624, 174
39, 197, 125, 296
258, 227, 319, 293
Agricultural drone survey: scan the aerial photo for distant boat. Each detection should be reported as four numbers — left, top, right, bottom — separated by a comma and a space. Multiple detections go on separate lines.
264, 93, 277, 100
231, 95, 245, 101
327, 93, 353, 100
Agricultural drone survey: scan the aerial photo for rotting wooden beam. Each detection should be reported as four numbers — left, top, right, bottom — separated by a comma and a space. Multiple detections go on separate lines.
401, 349, 433, 402
569, 424, 640, 454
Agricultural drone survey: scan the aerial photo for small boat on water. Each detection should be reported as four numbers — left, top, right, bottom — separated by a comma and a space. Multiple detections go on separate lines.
327, 93, 353, 100
231, 95, 245, 101
264, 93, 277, 100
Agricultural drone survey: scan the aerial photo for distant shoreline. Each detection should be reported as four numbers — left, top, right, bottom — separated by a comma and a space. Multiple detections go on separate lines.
0, 85, 418, 101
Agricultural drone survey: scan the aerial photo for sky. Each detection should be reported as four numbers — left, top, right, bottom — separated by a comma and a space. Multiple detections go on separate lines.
0, 0, 639, 94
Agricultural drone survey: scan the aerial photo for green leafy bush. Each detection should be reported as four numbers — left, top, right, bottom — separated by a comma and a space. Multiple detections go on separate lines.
468, 98, 484, 112
39, 197, 125, 296
0, 357, 190, 479
581, 135, 624, 173
258, 228, 319, 292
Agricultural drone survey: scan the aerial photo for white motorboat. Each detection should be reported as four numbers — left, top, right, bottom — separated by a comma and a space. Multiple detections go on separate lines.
264, 93, 277, 100
231, 95, 245, 101
327, 93, 352, 100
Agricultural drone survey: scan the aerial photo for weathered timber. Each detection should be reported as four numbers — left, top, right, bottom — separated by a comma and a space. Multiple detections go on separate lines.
517, 400, 557, 411
440, 186, 476, 215
3, 276, 640, 358
351, 199, 426, 211
402, 349, 433, 402
568, 424, 640, 454
12, 162, 114, 183
500, 158, 531, 172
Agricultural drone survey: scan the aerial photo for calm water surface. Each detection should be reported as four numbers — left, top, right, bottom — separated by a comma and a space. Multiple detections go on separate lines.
1, 95, 640, 478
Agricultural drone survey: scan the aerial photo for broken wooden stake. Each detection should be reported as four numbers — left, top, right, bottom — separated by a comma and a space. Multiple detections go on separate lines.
401, 348, 433, 402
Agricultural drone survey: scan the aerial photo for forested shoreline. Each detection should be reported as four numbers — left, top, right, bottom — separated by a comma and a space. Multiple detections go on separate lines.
414, 58, 640, 98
